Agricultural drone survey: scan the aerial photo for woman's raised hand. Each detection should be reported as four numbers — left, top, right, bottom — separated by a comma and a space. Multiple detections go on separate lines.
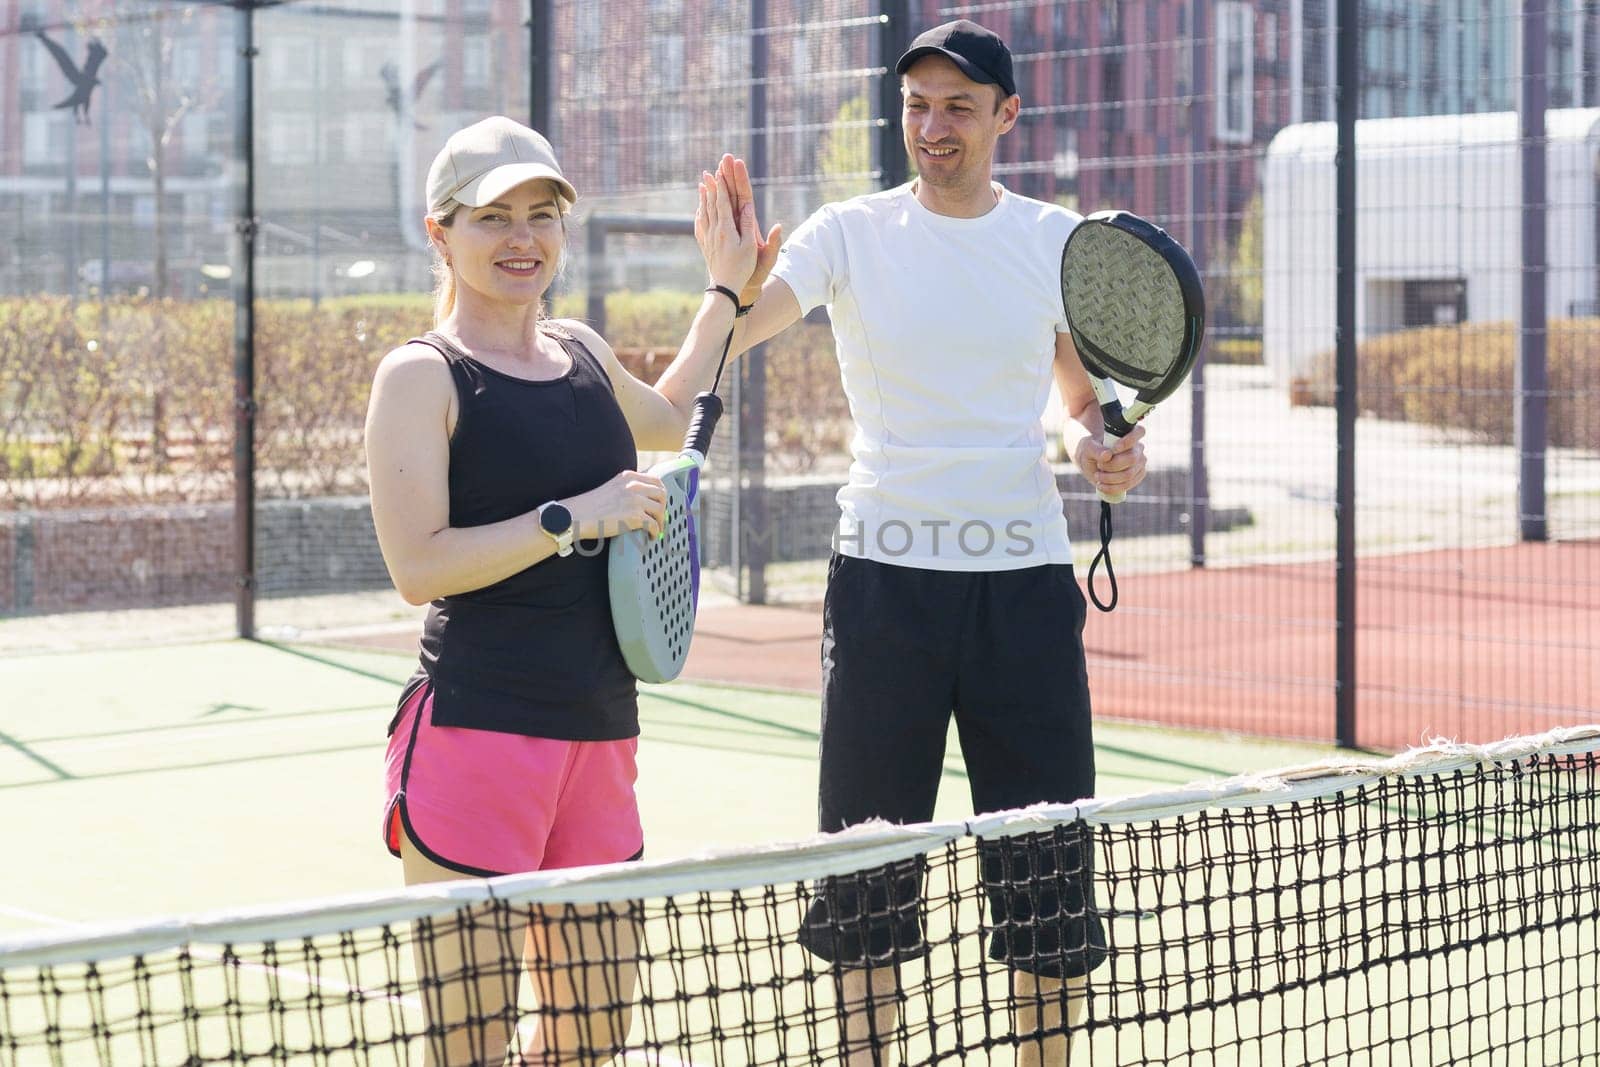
695, 163, 757, 299
716, 154, 782, 307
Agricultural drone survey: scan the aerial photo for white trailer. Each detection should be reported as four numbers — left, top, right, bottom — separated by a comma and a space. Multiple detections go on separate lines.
1261, 107, 1600, 391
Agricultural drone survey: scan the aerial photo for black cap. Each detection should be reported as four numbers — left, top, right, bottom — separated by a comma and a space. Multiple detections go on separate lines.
895, 19, 1016, 98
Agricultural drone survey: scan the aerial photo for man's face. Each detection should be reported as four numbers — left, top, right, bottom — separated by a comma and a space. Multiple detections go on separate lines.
901, 55, 1019, 190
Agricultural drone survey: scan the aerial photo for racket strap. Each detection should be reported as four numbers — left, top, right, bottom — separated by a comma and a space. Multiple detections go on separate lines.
1087, 501, 1118, 612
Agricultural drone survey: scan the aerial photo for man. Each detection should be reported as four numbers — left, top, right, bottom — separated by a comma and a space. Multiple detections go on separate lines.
723, 19, 1145, 1064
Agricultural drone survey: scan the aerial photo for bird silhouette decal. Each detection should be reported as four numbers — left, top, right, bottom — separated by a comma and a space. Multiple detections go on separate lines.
381, 59, 442, 130
35, 32, 109, 125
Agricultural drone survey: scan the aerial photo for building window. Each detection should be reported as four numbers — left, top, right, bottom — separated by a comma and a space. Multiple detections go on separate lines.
574, 3, 604, 99
182, 111, 209, 159
712, 32, 744, 90
1103, 53, 1124, 132
23, 111, 66, 167
463, 35, 490, 89
1215, 1, 1254, 144
649, 108, 687, 183
651, 34, 684, 92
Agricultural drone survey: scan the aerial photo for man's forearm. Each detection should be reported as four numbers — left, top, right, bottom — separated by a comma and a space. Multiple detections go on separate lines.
731, 275, 804, 356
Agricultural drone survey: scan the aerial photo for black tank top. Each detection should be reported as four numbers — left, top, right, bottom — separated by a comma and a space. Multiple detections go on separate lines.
404, 325, 640, 740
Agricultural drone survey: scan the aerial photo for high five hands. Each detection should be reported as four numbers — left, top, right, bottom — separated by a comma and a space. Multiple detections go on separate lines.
714, 154, 782, 308
695, 163, 759, 297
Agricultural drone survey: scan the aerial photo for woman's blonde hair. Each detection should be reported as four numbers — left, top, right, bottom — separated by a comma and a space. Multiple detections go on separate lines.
427, 202, 461, 327
427, 188, 571, 328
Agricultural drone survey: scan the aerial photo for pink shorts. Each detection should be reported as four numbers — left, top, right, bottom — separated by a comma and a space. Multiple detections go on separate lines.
383, 681, 644, 877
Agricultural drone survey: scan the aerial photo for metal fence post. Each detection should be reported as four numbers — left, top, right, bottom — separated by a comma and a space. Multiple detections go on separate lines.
1519, 0, 1549, 542
528, 0, 553, 137
1334, 0, 1360, 747
879, 0, 910, 189
233, 2, 259, 640
739, 0, 770, 605
1188, 0, 1210, 568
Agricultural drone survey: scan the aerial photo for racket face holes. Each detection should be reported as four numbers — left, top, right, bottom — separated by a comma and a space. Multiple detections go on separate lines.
614, 471, 699, 677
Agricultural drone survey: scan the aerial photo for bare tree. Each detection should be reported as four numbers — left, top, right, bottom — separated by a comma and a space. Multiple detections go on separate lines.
113, 1, 218, 468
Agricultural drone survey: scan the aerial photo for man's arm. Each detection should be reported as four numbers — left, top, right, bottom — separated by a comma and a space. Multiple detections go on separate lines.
731, 274, 804, 357
1052, 331, 1148, 497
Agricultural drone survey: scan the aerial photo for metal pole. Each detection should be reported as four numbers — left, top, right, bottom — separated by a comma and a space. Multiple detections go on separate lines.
65, 23, 80, 303
1519, 0, 1549, 541
528, 0, 552, 135
1188, 0, 1209, 567
233, 4, 258, 639
311, 33, 321, 306
742, 0, 770, 605
581, 214, 696, 339
1334, 0, 1359, 747
586, 217, 607, 336
99, 55, 111, 333
878, 0, 910, 189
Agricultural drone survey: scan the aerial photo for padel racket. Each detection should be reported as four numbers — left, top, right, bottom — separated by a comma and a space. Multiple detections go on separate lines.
1060, 210, 1205, 611
608, 390, 722, 684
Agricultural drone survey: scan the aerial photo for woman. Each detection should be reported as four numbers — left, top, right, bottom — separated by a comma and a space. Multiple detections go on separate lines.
365, 116, 770, 1067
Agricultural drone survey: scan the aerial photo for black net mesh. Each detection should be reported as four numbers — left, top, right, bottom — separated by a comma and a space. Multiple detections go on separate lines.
2, 729, 1597, 1065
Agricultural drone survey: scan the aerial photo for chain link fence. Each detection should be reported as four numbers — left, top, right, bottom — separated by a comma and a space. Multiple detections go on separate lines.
2, 0, 1595, 748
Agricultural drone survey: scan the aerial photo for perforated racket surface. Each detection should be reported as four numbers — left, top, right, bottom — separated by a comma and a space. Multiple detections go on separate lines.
608, 393, 720, 684
1060, 211, 1205, 610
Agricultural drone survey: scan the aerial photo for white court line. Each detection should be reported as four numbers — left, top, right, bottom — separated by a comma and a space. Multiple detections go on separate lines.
15, 714, 374, 757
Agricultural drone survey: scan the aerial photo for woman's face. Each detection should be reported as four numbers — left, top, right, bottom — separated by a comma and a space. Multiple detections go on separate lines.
432, 179, 564, 308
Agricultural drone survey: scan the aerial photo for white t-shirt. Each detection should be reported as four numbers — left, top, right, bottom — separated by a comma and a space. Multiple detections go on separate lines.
773, 182, 1081, 571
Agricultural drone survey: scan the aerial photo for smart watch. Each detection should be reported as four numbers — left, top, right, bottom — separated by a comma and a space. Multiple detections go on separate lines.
537, 501, 575, 557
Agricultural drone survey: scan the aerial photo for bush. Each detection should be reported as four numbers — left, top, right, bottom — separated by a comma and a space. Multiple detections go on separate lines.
556, 291, 850, 473
1304, 319, 1600, 450
1208, 338, 1262, 365
0, 289, 851, 509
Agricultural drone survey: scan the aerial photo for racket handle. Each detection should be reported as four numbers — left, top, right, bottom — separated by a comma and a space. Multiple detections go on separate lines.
682, 392, 723, 461
1097, 429, 1128, 505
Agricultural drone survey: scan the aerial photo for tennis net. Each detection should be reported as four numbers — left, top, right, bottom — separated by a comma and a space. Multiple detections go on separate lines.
3, 726, 1598, 1065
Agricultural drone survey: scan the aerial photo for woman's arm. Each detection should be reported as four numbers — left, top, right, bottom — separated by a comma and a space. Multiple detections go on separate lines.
364, 344, 667, 605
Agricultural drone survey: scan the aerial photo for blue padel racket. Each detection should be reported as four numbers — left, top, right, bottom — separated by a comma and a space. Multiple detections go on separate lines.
1061, 210, 1205, 611
608, 391, 721, 684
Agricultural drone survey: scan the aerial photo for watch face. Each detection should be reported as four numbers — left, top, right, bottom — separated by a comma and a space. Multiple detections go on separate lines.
540, 503, 572, 536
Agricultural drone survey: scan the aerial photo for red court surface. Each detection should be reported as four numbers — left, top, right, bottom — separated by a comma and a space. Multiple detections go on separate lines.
679, 541, 1599, 753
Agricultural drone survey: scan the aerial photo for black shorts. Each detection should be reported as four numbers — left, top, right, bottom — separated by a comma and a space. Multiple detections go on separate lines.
798, 554, 1106, 979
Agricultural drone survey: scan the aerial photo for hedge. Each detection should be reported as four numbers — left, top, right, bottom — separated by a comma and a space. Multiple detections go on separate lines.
0, 292, 848, 510
1303, 319, 1600, 450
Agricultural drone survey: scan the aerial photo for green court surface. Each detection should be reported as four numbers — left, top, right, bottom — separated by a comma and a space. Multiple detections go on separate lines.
0, 638, 1342, 940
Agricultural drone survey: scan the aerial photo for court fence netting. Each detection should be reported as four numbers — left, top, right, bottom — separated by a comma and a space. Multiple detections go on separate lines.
3, 726, 1598, 1066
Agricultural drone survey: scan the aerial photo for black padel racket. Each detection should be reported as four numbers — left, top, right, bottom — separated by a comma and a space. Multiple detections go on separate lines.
1060, 210, 1205, 611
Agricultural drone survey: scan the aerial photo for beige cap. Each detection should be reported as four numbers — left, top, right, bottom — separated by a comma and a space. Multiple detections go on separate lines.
425, 116, 577, 214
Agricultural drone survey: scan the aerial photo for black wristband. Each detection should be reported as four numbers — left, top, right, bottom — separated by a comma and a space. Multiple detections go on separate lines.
705, 284, 740, 309
736, 302, 754, 318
